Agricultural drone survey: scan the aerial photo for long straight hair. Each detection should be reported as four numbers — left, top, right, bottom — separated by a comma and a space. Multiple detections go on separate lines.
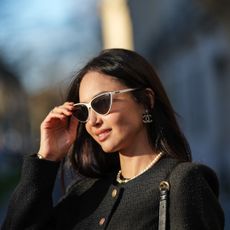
66, 48, 191, 178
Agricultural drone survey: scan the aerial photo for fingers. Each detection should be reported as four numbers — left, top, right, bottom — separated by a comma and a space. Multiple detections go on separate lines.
41, 102, 76, 127
47, 102, 74, 120
51, 102, 74, 117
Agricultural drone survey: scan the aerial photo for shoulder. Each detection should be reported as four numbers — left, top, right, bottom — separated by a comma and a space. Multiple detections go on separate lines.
170, 161, 220, 196
168, 162, 225, 229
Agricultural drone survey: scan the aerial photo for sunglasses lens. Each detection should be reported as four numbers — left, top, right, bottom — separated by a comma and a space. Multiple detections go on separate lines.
92, 93, 111, 114
73, 105, 88, 122
73, 93, 111, 122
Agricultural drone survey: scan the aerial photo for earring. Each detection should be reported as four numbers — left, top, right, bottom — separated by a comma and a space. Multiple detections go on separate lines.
142, 110, 153, 123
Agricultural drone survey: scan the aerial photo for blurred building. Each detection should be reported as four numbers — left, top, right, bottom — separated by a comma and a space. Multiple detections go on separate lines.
0, 59, 30, 162
0, 58, 31, 222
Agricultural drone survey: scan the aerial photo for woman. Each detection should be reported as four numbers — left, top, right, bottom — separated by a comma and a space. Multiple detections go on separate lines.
2, 49, 224, 229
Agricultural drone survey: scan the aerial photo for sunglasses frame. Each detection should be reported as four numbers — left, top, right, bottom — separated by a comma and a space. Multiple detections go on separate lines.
73, 88, 138, 122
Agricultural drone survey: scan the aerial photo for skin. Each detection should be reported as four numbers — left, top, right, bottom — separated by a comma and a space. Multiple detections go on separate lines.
38, 71, 158, 179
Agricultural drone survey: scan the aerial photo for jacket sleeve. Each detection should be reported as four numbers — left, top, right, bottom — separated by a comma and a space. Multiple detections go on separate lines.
169, 162, 225, 230
1, 155, 60, 230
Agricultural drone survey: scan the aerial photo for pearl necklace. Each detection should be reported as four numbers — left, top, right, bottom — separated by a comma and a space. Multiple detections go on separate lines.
116, 152, 164, 184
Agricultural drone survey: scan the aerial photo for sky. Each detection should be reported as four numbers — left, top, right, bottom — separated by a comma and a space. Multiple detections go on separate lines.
0, 0, 102, 92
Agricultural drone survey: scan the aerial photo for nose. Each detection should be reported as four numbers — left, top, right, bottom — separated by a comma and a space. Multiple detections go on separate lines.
87, 109, 102, 126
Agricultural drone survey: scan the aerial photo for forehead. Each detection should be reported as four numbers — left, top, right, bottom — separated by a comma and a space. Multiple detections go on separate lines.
79, 71, 126, 102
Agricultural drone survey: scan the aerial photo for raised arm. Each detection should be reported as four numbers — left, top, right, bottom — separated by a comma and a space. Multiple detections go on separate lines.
2, 102, 78, 230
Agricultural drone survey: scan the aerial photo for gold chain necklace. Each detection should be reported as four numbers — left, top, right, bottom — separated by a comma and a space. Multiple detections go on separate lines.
116, 152, 164, 184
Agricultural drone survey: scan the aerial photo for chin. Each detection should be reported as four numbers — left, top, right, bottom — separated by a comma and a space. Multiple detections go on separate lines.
100, 143, 119, 153
101, 147, 116, 153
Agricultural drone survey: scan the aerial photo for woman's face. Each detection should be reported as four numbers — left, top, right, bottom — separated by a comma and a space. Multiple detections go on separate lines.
79, 71, 149, 154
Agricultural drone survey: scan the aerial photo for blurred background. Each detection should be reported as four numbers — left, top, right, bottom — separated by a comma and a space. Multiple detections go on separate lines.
0, 0, 229, 228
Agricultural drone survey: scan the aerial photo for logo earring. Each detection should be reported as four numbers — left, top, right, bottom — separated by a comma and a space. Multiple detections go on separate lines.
142, 109, 153, 123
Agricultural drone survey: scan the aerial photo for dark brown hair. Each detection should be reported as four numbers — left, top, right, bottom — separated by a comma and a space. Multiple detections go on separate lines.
66, 48, 191, 178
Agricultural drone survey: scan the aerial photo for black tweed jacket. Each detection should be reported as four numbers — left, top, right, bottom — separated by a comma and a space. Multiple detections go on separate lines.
2, 155, 224, 230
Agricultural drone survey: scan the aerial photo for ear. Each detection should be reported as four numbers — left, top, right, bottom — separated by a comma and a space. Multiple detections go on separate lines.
145, 88, 155, 109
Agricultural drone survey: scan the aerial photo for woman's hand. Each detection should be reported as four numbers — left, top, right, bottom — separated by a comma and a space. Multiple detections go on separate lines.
37, 102, 78, 161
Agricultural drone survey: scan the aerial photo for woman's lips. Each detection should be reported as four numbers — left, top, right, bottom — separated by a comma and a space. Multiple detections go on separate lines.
96, 129, 112, 142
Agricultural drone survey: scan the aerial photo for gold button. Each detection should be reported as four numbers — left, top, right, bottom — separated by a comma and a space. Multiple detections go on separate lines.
99, 217, 106, 226
111, 189, 117, 198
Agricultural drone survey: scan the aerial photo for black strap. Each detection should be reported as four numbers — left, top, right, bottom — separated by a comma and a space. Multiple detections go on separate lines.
158, 161, 181, 230
158, 181, 170, 230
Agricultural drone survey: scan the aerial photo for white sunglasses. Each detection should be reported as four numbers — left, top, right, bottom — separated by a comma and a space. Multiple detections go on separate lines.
73, 88, 139, 122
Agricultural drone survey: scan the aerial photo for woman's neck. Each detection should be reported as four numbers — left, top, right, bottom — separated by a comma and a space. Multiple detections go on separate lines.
118, 150, 158, 179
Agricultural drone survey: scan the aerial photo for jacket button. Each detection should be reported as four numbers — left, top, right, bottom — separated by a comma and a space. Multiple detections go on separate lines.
112, 189, 117, 198
99, 217, 106, 226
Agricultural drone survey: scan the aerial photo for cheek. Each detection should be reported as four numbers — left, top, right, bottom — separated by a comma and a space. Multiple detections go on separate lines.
110, 109, 143, 134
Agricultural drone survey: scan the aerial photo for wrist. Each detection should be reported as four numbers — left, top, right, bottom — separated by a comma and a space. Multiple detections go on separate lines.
37, 153, 45, 159
36, 152, 62, 162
